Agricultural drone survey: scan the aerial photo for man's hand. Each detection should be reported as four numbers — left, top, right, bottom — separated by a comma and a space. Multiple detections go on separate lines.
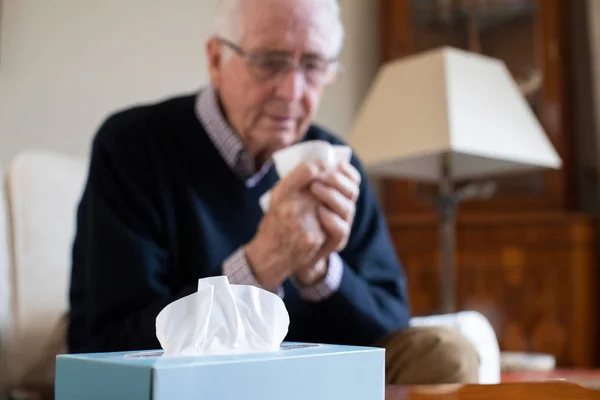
245, 162, 327, 290
312, 162, 361, 252
294, 162, 361, 286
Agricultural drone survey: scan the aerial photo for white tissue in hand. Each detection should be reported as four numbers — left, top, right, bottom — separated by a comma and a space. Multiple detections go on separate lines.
260, 140, 353, 211
155, 276, 289, 357
273, 140, 352, 178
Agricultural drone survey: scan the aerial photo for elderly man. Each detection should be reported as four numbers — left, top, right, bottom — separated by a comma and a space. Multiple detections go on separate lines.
67, 0, 479, 385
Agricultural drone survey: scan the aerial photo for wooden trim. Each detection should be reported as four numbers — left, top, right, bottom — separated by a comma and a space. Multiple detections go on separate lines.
387, 212, 596, 227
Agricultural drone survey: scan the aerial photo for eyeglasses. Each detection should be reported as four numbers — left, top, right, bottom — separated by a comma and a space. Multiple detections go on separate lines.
217, 37, 340, 87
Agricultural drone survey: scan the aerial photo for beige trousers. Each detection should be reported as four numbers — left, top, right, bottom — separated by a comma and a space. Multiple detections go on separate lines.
376, 326, 480, 385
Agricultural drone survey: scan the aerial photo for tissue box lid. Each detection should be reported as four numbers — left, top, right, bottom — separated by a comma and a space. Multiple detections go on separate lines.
55, 343, 385, 400
58, 343, 376, 368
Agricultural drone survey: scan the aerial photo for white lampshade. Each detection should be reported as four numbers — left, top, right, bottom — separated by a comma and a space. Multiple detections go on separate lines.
348, 46, 562, 182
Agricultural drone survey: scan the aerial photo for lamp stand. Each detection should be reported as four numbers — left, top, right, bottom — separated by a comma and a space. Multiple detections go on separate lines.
434, 155, 457, 314
431, 154, 496, 314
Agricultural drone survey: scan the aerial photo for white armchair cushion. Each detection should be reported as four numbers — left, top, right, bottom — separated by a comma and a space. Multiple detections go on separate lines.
2, 150, 86, 391
410, 311, 501, 384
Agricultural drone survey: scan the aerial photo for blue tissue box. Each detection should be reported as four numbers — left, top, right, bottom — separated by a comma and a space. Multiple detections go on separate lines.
55, 343, 385, 400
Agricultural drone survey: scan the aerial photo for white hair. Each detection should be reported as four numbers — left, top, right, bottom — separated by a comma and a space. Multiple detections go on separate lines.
213, 0, 244, 43
213, 0, 345, 58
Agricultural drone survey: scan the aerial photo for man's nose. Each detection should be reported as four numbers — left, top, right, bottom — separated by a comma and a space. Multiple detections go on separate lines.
274, 68, 305, 101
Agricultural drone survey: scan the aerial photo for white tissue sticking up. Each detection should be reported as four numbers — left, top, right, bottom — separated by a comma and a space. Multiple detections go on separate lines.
155, 276, 290, 357
260, 140, 353, 211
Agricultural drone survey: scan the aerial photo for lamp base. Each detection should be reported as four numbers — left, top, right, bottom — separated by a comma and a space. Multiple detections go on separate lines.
430, 180, 497, 314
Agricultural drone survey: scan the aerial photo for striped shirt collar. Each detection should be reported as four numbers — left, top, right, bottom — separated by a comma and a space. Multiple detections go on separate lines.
195, 86, 273, 186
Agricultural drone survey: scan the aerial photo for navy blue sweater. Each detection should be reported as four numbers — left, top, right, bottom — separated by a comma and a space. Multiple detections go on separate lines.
67, 93, 411, 353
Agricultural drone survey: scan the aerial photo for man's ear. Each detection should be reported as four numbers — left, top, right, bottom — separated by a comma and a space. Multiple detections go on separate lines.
206, 37, 222, 88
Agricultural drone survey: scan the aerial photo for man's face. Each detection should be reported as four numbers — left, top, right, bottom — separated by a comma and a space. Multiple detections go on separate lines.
208, 0, 339, 163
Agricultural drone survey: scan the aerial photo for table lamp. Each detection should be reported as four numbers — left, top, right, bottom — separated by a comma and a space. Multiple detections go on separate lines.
348, 47, 562, 314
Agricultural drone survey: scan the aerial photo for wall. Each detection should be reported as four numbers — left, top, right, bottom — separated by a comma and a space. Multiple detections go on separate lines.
0, 0, 380, 165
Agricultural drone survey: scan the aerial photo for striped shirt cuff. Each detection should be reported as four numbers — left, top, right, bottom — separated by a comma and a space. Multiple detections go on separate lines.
294, 253, 344, 302
222, 247, 285, 298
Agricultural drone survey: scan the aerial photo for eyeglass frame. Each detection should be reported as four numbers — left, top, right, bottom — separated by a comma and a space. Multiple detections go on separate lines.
216, 37, 342, 87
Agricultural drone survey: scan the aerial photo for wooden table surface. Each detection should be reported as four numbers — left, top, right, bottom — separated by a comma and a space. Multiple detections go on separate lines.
385, 382, 600, 399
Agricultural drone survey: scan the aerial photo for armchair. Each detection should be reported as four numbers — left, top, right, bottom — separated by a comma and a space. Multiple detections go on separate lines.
0, 150, 501, 394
